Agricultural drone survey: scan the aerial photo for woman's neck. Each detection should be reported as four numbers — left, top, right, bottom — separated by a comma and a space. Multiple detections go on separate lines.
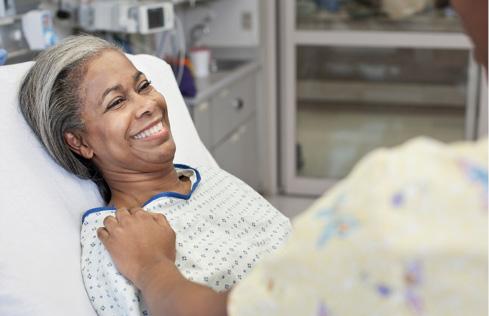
103, 164, 191, 209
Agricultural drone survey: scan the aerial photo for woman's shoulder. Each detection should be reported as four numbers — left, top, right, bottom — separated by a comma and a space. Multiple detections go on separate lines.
82, 206, 115, 224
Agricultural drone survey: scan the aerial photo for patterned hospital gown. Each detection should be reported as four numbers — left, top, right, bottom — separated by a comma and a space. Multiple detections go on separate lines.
81, 164, 291, 316
229, 137, 488, 316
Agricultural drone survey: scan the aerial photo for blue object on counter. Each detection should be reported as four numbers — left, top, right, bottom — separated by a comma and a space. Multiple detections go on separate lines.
167, 57, 196, 98
45, 29, 58, 47
171, 59, 197, 98
316, 0, 342, 12
0, 49, 7, 65
179, 64, 197, 98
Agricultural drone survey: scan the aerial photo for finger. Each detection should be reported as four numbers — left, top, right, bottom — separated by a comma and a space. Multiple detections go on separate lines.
97, 227, 110, 242
103, 215, 118, 231
151, 213, 168, 226
128, 207, 144, 216
115, 207, 130, 223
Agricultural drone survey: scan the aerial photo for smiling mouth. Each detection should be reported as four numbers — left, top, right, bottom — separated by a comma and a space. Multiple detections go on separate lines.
133, 121, 164, 140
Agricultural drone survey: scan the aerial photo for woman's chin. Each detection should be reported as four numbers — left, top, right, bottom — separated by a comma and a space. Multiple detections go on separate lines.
156, 138, 176, 162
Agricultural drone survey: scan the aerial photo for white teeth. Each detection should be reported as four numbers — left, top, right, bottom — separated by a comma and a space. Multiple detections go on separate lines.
134, 122, 163, 140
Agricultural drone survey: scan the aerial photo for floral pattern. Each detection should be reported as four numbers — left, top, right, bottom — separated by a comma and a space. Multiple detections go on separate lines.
229, 138, 488, 316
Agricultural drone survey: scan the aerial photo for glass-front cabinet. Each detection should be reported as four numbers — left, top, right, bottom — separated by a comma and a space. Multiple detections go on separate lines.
280, 0, 482, 195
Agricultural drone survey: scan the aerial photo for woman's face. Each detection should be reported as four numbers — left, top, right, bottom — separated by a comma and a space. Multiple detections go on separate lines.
70, 49, 176, 174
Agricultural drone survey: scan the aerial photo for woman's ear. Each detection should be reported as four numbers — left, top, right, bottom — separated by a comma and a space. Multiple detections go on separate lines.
64, 132, 94, 159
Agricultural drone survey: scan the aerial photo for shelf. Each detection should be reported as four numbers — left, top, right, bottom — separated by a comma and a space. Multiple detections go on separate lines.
292, 30, 471, 49
0, 14, 21, 26
297, 80, 465, 107
296, 6, 463, 33
6, 48, 31, 58
171, 0, 208, 5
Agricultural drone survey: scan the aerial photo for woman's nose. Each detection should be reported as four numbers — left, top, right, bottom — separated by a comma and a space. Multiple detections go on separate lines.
134, 96, 156, 118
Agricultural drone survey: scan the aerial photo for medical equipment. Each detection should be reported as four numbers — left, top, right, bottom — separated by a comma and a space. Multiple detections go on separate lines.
79, 1, 174, 34
0, 48, 7, 64
0, 17, 32, 65
189, 47, 211, 78
21, 10, 57, 50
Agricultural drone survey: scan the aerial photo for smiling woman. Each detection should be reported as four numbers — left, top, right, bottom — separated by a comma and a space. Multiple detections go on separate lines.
62, 49, 185, 209
18, 35, 291, 316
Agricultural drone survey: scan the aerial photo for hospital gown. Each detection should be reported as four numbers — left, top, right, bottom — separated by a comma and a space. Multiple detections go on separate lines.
229, 137, 488, 316
81, 164, 291, 316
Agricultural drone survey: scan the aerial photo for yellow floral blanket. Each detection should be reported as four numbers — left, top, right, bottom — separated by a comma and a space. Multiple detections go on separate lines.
229, 137, 488, 316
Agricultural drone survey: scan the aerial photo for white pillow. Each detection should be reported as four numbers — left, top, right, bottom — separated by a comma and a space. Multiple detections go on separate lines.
0, 54, 217, 316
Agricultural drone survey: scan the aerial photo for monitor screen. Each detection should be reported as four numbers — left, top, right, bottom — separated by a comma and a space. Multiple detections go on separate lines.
147, 7, 164, 29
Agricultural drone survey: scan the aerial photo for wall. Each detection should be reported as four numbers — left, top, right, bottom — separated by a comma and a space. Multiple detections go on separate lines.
182, 0, 259, 48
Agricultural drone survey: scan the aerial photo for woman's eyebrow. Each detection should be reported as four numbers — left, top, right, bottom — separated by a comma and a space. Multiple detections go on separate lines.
100, 71, 145, 103
133, 71, 144, 82
101, 84, 123, 103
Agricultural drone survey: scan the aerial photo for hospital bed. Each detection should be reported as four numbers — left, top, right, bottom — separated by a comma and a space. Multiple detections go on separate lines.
0, 54, 217, 315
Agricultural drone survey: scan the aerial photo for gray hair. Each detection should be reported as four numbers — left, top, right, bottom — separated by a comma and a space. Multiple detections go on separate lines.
18, 35, 121, 203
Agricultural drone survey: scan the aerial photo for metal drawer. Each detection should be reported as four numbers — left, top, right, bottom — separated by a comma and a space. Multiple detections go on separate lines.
213, 116, 259, 189
210, 73, 256, 147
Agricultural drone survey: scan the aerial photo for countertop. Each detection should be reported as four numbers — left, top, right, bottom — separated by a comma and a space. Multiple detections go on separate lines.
184, 60, 261, 107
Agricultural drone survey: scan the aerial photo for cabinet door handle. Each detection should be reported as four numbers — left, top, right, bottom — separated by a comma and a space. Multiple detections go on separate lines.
230, 130, 240, 143
232, 98, 244, 110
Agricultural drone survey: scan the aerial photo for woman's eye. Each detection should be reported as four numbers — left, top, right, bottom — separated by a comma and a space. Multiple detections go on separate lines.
138, 80, 152, 92
106, 98, 124, 111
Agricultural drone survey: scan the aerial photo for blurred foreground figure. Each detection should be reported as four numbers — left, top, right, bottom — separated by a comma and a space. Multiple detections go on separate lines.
230, 137, 487, 316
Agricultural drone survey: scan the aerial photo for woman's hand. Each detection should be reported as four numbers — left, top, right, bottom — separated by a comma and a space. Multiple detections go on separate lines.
98, 208, 228, 316
97, 208, 176, 289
